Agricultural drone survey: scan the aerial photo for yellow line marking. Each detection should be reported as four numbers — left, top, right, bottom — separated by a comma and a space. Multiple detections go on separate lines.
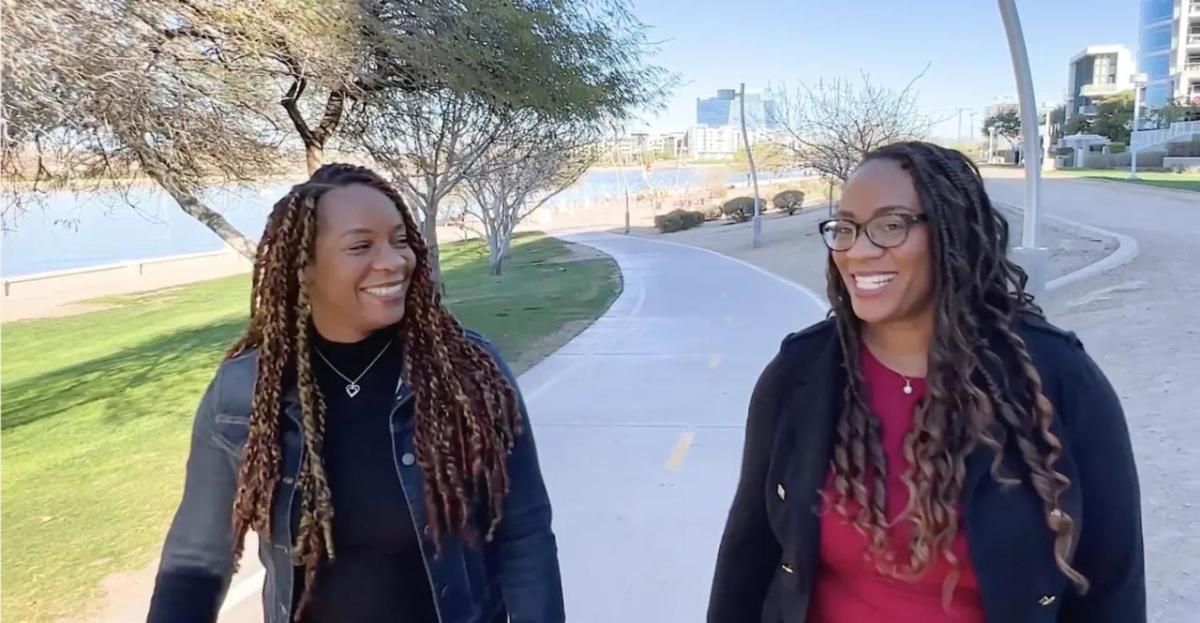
664, 431, 696, 472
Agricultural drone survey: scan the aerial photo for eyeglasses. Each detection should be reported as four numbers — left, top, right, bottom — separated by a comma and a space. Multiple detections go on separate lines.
818, 213, 928, 252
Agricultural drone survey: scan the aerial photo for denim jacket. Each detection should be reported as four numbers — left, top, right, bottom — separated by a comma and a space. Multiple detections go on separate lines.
147, 330, 565, 623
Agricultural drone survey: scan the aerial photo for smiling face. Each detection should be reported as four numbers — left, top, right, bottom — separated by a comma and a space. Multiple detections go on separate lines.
832, 158, 935, 328
305, 183, 417, 342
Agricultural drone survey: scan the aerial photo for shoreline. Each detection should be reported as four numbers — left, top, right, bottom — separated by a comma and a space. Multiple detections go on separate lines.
3, 176, 824, 322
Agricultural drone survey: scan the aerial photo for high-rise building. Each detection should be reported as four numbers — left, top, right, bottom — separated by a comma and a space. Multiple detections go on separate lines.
1066, 46, 1135, 120
1137, 0, 1200, 107
694, 89, 781, 129
691, 88, 781, 159
695, 89, 738, 126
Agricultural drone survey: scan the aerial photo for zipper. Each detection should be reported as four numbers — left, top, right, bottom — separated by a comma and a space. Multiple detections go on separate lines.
389, 388, 444, 623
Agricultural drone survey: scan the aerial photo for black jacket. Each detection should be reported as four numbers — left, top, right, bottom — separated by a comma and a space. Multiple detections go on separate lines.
708, 314, 1145, 623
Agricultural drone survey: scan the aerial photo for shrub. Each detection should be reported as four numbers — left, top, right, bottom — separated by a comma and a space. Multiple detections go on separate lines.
653, 209, 706, 233
1167, 140, 1200, 157
1109, 142, 1127, 154
772, 190, 806, 215
702, 204, 724, 221
720, 196, 767, 223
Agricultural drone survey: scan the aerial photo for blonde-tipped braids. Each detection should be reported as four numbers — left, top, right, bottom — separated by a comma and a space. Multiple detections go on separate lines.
227, 163, 523, 618
823, 142, 1087, 599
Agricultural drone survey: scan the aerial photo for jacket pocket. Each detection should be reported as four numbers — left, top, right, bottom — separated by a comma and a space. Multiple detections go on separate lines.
212, 413, 250, 460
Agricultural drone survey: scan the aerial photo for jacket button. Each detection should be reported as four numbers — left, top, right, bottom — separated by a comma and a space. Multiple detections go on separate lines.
780, 563, 795, 574
1038, 595, 1057, 606
776, 484, 786, 501
401, 452, 416, 466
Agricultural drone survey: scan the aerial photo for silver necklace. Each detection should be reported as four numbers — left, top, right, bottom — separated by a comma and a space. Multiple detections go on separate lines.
314, 339, 394, 398
899, 373, 914, 395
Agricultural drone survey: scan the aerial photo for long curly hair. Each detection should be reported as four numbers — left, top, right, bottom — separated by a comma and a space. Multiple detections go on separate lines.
225, 163, 523, 617
824, 141, 1087, 596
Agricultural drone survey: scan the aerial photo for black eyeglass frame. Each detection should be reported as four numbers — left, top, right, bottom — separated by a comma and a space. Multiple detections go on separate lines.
817, 212, 929, 251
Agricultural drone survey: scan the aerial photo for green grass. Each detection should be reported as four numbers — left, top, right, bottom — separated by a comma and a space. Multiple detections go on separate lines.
1056, 168, 1200, 192
0, 233, 620, 622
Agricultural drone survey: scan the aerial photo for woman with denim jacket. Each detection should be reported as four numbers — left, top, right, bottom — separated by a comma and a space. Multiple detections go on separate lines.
147, 164, 564, 623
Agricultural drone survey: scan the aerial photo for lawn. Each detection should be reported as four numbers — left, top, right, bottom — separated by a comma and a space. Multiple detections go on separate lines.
0, 233, 620, 622
1056, 168, 1200, 192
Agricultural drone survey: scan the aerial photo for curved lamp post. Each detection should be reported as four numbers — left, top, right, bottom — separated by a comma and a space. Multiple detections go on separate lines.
996, 0, 1048, 299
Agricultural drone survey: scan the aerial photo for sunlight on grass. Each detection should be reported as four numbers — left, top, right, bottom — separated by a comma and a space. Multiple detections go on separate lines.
1056, 168, 1200, 192
0, 233, 619, 622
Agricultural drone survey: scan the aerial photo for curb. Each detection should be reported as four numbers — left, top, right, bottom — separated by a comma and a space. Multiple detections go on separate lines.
1049, 177, 1199, 203
995, 202, 1140, 292
560, 231, 831, 312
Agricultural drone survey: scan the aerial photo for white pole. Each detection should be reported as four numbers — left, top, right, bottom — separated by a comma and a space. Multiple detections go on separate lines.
996, 0, 1047, 298
739, 82, 764, 248
1130, 84, 1142, 180
1042, 103, 1053, 170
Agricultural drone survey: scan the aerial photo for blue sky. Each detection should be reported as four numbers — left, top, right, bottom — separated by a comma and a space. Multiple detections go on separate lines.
627, 0, 1139, 139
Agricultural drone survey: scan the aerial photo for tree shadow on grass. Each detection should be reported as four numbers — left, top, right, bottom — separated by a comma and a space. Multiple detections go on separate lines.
1, 317, 247, 431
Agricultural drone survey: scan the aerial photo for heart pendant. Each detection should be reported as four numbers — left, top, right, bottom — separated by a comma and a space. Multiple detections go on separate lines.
345, 383, 361, 398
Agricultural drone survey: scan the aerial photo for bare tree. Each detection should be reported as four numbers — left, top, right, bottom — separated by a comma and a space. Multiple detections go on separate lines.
462, 116, 599, 275
353, 89, 505, 281
772, 70, 934, 183
2, 0, 294, 256
3, 0, 669, 258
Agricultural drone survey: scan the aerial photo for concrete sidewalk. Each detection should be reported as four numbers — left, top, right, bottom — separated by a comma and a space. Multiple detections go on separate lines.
984, 173, 1200, 623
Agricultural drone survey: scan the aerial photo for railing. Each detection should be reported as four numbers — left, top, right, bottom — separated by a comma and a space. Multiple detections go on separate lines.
1131, 120, 1200, 149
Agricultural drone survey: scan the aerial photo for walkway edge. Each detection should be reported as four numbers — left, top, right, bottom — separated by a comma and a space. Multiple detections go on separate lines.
995, 202, 1141, 292
566, 232, 831, 312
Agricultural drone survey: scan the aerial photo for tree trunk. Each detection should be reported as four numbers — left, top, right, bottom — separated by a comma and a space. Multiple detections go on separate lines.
488, 251, 503, 276
141, 164, 258, 260
420, 206, 442, 284
305, 142, 324, 175
487, 227, 510, 277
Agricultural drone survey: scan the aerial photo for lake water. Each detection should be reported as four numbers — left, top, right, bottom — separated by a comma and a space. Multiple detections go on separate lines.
1, 166, 802, 277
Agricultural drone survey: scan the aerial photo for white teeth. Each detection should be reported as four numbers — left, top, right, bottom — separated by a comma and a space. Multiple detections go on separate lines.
854, 274, 896, 290
364, 283, 405, 297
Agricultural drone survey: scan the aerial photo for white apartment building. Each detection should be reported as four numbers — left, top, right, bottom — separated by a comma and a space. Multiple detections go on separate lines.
1066, 45, 1135, 120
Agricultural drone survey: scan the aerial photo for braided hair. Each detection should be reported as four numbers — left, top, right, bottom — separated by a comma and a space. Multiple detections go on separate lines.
226, 163, 523, 617
824, 141, 1087, 596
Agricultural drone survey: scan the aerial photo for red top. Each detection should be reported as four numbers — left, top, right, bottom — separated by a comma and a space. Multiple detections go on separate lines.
807, 345, 986, 623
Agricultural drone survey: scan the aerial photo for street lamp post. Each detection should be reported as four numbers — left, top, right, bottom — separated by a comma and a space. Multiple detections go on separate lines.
1129, 72, 1149, 180
996, 0, 1048, 299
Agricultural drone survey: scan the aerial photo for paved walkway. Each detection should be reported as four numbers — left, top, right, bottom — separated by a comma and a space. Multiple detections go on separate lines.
214, 231, 828, 622
984, 171, 1198, 623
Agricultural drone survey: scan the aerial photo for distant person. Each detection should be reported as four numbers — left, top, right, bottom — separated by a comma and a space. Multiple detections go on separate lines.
708, 142, 1143, 623
147, 164, 564, 623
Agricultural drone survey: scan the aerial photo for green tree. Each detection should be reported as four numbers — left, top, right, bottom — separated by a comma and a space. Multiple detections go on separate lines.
3, 0, 670, 260
1046, 104, 1066, 143
1064, 114, 1093, 136
1090, 91, 1135, 144
982, 109, 1021, 148
1150, 100, 1200, 127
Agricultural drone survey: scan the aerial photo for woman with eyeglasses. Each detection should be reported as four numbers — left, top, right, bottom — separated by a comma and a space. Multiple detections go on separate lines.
708, 141, 1144, 623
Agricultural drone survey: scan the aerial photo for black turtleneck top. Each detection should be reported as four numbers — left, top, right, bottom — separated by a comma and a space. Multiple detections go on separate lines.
300, 327, 438, 623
